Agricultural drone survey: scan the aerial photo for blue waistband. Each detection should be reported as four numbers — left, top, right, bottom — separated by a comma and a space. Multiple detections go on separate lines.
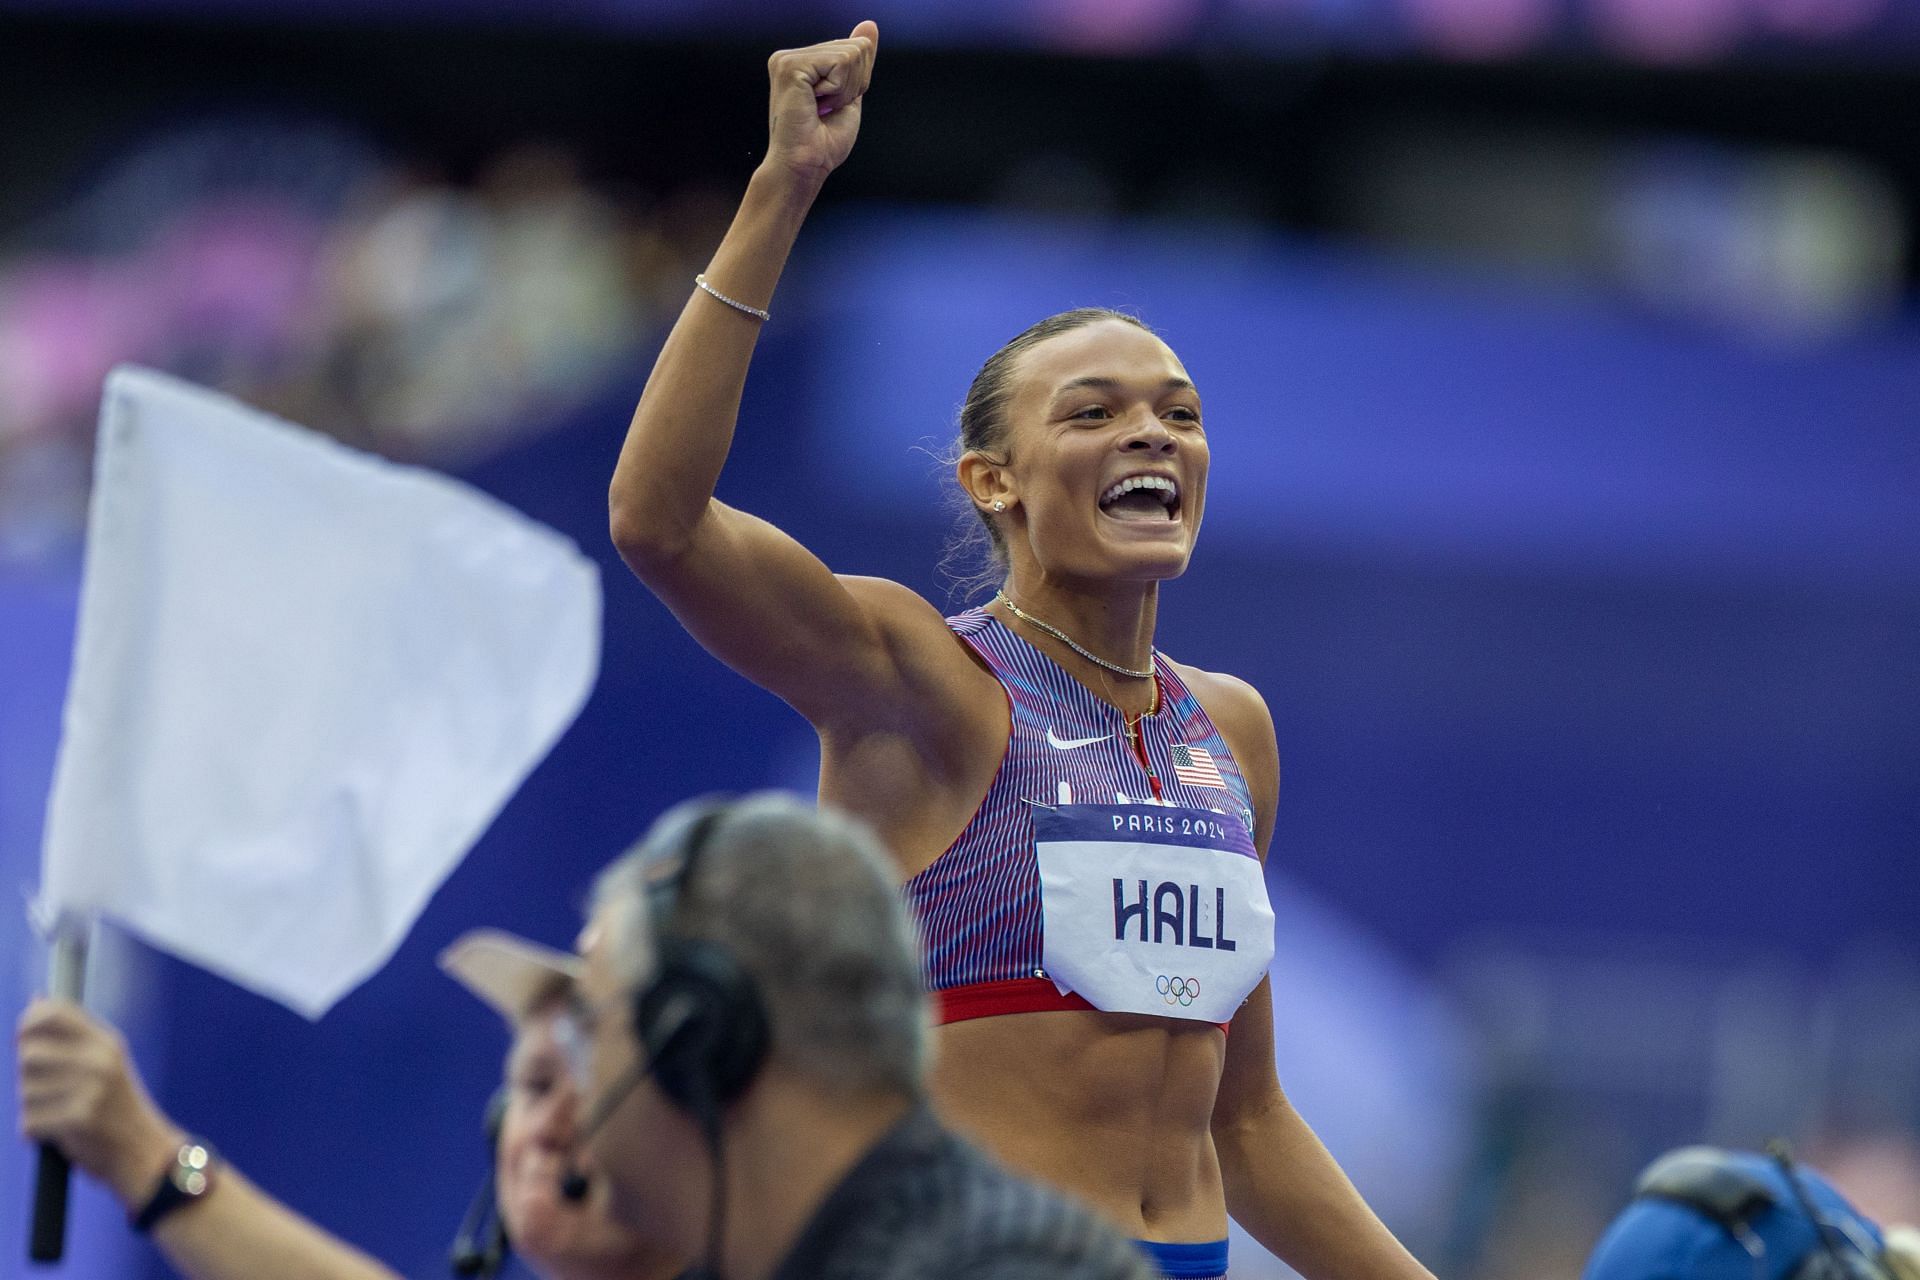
1133, 1238, 1229, 1279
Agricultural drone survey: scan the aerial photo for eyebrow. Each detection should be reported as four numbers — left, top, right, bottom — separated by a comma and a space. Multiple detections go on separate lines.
1052, 376, 1197, 398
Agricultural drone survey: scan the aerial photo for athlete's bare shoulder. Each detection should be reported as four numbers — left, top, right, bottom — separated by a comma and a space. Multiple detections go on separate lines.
1163, 658, 1272, 737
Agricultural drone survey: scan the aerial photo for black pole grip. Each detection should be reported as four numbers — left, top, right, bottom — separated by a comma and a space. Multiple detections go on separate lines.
29, 1141, 72, 1263
31, 927, 88, 1263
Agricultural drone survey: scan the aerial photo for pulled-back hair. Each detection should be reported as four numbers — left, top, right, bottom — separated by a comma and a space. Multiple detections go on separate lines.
939, 307, 1157, 600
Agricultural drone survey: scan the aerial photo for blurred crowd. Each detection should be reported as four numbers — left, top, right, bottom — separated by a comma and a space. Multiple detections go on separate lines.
0, 115, 731, 563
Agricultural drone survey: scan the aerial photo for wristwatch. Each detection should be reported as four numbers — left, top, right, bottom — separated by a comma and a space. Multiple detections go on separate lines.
132, 1138, 219, 1233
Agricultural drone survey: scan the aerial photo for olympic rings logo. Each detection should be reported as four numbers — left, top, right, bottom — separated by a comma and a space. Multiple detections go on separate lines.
1156, 975, 1200, 1007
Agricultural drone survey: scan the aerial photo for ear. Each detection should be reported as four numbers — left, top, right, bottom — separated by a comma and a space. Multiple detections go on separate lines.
956, 450, 1016, 515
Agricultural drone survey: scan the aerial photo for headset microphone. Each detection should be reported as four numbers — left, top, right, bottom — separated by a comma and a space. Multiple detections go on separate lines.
557, 798, 771, 1280
555, 1059, 651, 1203
449, 1091, 511, 1279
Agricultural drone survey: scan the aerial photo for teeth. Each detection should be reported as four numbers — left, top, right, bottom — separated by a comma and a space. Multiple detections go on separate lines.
1099, 475, 1180, 507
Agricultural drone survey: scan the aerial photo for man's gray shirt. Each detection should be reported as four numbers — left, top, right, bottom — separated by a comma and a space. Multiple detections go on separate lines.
768, 1103, 1160, 1280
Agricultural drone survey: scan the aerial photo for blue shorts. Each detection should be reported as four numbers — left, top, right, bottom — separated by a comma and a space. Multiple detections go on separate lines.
1134, 1238, 1229, 1279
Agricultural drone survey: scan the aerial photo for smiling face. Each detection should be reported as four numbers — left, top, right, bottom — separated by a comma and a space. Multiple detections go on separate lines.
570, 911, 704, 1248
970, 318, 1209, 586
495, 1006, 676, 1280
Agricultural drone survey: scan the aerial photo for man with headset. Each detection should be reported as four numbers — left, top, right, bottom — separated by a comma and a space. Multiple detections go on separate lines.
557, 792, 1158, 1280
15, 931, 676, 1280
1584, 1144, 1920, 1280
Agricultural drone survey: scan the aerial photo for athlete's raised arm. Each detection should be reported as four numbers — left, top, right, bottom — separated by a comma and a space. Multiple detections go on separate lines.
610, 22, 958, 734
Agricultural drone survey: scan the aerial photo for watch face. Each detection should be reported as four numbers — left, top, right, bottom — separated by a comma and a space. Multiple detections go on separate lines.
174, 1143, 215, 1195
135, 1140, 219, 1233
171, 1151, 216, 1205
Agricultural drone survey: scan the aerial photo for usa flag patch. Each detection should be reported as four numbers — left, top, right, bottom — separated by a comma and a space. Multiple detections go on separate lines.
1170, 743, 1226, 789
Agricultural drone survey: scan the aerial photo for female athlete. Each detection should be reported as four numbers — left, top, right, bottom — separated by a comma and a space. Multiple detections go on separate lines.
608, 22, 1433, 1280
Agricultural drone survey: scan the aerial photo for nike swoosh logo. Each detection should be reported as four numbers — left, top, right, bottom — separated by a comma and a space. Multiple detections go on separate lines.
1046, 729, 1113, 750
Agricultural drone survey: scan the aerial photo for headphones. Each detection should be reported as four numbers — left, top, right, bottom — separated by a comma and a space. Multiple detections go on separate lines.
1633, 1144, 1892, 1280
451, 800, 771, 1280
448, 1088, 511, 1277
618, 798, 773, 1280
630, 798, 772, 1120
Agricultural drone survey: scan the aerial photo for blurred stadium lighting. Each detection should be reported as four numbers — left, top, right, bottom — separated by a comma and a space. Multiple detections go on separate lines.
1033, 0, 1207, 53
1593, 0, 1753, 63
1403, 0, 1556, 60
0, 0, 1909, 58
1755, 0, 1889, 39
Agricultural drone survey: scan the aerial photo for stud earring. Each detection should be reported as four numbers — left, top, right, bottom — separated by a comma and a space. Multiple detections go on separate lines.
992, 500, 1006, 512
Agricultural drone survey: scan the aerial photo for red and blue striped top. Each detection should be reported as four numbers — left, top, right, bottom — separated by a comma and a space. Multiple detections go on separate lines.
906, 607, 1259, 1025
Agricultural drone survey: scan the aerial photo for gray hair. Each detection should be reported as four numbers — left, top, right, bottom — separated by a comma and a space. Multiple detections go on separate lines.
591, 793, 930, 1097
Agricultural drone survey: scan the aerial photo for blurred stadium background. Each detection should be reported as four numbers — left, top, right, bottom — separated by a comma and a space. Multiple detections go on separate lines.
2, 1, 1917, 1276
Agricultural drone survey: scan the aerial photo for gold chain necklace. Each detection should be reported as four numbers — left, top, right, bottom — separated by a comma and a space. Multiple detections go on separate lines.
993, 592, 1156, 680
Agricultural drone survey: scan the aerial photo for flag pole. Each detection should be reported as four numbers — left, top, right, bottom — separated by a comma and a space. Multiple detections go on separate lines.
28, 922, 89, 1265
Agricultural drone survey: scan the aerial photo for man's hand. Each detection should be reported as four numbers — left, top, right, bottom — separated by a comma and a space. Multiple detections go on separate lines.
764, 20, 878, 185
17, 998, 185, 1210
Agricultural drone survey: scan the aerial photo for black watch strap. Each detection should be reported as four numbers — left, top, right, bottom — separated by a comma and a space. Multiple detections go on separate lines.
132, 1139, 218, 1233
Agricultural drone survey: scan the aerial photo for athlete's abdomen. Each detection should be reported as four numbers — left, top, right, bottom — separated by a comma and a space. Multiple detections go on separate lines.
929, 1009, 1230, 1241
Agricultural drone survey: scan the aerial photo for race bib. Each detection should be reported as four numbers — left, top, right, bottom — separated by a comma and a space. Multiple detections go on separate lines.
1034, 804, 1275, 1023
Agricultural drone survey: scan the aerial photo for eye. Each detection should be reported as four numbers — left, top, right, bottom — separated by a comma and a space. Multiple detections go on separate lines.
1163, 405, 1201, 424
1071, 405, 1113, 421
512, 1070, 559, 1099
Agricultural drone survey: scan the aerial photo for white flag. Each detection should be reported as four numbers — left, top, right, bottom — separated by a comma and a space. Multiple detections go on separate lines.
35, 366, 601, 1018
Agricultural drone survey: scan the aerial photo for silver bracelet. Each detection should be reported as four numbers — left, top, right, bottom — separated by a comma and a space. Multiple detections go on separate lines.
694, 274, 771, 322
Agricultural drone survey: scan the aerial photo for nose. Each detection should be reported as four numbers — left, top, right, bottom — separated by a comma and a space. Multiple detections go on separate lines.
1120, 409, 1177, 453
531, 1087, 580, 1151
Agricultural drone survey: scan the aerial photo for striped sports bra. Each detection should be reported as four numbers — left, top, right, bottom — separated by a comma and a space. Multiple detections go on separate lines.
905, 608, 1262, 1025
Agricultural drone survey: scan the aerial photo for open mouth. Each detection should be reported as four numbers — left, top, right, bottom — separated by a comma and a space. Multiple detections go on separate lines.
1098, 474, 1181, 523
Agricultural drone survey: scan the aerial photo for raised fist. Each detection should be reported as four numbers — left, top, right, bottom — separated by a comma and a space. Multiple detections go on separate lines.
765, 20, 878, 183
